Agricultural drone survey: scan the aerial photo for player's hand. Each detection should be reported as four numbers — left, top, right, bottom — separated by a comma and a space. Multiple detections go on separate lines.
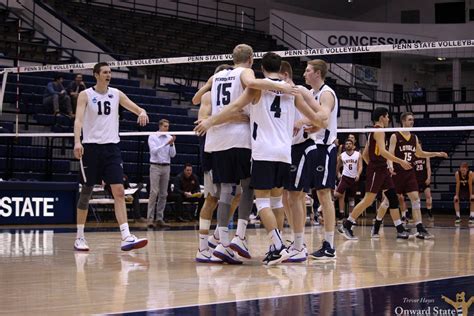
425, 178, 431, 186
167, 135, 176, 145
137, 110, 149, 126
184, 192, 192, 198
388, 167, 396, 176
454, 195, 459, 203
337, 173, 341, 180
293, 119, 305, 136
304, 125, 320, 134
438, 152, 448, 158
74, 142, 84, 160
280, 83, 299, 95
399, 160, 412, 170
355, 175, 360, 182
235, 113, 250, 123
194, 118, 212, 136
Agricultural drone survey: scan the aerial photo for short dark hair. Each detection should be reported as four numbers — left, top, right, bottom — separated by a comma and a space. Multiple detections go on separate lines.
279, 61, 293, 79
400, 112, 414, 122
372, 107, 389, 122
214, 64, 232, 74
93, 62, 109, 75
345, 139, 354, 145
184, 163, 193, 169
261, 52, 281, 73
159, 119, 169, 126
53, 74, 63, 81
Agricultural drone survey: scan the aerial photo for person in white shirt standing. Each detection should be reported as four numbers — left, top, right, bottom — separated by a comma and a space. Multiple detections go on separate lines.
73, 62, 149, 252
147, 119, 176, 228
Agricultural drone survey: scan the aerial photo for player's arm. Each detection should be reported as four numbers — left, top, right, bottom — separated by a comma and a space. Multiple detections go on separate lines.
415, 137, 448, 158
240, 68, 296, 94
294, 94, 328, 129
73, 91, 88, 159
425, 157, 431, 185
192, 76, 213, 105
362, 145, 369, 164
194, 88, 258, 135
387, 133, 396, 170
374, 132, 411, 170
198, 91, 248, 124
455, 171, 460, 201
336, 155, 342, 179
356, 154, 363, 180
469, 171, 473, 198
119, 91, 149, 126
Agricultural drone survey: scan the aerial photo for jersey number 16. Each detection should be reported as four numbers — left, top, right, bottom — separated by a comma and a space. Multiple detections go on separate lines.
97, 101, 111, 115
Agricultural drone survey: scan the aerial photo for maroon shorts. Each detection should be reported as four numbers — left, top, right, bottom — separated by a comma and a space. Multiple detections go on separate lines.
336, 175, 357, 197
417, 179, 430, 193
392, 170, 419, 195
459, 190, 470, 201
365, 164, 394, 194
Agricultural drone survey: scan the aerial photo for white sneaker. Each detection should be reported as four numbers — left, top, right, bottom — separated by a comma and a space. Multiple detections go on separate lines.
213, 244, 242, 264
230, 236, 251, 259
208, 234, 220, 249
121, 234, 148, 251
283, 246, 307, 263
195, 248, 223, 263
74, 237, 89, 251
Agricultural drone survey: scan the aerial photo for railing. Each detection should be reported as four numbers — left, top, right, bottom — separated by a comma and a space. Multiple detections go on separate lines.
270, 12, 378, 102
74, 0, 256, 30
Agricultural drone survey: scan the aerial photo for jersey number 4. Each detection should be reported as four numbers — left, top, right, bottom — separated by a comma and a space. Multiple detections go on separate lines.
270, 96, 281, 118
97, 101, 111, 115
216, 83, 232, 106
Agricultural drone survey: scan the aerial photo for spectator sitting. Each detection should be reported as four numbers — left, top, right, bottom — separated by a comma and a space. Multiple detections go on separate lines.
168, 163, 204, 222
67, 74, 87, 113
43, 75, 74, 117
104, 174, 147, 223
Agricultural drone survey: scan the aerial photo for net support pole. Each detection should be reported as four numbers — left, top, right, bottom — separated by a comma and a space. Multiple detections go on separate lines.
0, 70, 8, 114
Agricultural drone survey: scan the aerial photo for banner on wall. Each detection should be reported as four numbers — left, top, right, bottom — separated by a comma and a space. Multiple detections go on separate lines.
303, 30, 434, 48
0, 182, 78, 225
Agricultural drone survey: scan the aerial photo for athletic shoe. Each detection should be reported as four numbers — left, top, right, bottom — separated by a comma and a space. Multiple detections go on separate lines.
212, 244, 242, 264
283, 246, 307, 263
309, 240, 336, 261
338, 219, 358, 240
371, 220, 382, 239
455, 216, 461, 224
415, 229, 434, 240
121, 234, 148, 251
195, 248, 223, 263
74, 237, 89, 251
396, 231, 410, 239
469, 217, 474, 224
208, 234, 219, 249
262, 245, 290, 266
230, 236, 251, 259
401, 216, 408, 225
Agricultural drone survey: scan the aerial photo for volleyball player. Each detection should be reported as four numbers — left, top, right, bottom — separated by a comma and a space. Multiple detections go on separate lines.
73, 62, 149, 251
454, 162, 473, 224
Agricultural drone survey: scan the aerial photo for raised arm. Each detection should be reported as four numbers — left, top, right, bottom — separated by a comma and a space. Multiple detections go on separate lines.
119, 90, 149, 126
192, 76, 213, 105
415, 137, 448, 159
240, 68, 296, 93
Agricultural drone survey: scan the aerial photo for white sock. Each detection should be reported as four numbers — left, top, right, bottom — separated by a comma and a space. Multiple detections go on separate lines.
218, 226, 229, 247
470, 212, 474, 217
394, 219, 402, 226
76, 224, 85, 239
235, 219, 248, 239
325, 231, 335, 248
120, 223, 131, 240
270, 229, 283, 250
415, 221, 422, 226
294, 232, 304, 250
348, 216, 356, 224
214, 225, 220, 239
456, 212, 460, 217
199, 234, 208, 251
376, 216, 383, 221
402, 211, 407, 217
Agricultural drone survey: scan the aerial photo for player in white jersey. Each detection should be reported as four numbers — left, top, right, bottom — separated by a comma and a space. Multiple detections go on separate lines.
73, 62, 149, 252
335, 139, 362, 220
193, 44, 297, 264
279, 60, 329, 263
196, 53, 326, 265
300, 60, 339, 261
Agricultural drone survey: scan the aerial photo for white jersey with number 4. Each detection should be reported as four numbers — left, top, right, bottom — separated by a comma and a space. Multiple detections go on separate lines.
341, 151, 360, 179
83, 87, 120, 144
250, 78, 295, 163
205, 67, 251, 152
